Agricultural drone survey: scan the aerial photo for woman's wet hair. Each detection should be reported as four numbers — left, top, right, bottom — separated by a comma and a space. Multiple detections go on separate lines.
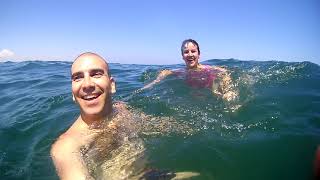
181, 39, 200, 55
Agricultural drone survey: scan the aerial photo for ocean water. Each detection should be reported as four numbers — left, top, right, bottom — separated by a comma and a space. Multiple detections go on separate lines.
0, 59, 319, 180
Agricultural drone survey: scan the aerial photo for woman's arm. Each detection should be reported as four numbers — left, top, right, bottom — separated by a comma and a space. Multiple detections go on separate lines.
141, 69, 173, 90
212, 66, 238, 101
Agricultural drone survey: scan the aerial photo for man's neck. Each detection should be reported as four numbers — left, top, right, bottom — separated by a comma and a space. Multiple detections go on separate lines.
80, 108, 113, 128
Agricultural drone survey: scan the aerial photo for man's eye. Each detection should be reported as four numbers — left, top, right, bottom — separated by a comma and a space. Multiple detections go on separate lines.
92, 72, 103, 78
72, 76, 83, 82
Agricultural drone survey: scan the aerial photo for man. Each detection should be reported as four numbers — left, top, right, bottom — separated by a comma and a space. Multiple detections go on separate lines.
51, 52, 200, 180
51, 52, 117, 180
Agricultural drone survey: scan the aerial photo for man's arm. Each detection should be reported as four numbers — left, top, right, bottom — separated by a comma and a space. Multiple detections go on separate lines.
51, 136, 93, 180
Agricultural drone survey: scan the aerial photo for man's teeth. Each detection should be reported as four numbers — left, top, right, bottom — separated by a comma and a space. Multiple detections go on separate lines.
83, 95, 98, 100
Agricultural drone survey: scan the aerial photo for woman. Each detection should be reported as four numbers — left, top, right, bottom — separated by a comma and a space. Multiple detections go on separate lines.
143, 39, 237, 101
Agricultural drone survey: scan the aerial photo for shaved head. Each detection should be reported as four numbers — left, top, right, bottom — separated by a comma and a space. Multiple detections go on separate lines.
72, 52, 110, 76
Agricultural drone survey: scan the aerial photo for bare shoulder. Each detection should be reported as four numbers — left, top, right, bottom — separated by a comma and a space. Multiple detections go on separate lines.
51, 131, 91, 180
212, 66, 227, 73
51, 132, 78, 159
113, 101, 132, 119
113, 101, 128, 109
50, 133, 75, 176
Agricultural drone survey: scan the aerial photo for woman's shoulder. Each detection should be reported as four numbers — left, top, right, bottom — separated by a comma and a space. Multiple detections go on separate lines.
200, 64, 212, 69
199, 64, 225, 70
211, 66, 227, 72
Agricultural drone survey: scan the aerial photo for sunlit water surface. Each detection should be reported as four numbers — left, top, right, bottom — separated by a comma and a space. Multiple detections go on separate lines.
0, 59, 319, 179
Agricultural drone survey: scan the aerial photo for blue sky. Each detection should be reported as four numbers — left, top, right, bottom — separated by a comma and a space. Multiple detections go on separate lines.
0, 0, 319, 64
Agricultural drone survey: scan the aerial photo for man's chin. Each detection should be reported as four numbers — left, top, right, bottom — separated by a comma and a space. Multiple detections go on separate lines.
81, 108, 105, 117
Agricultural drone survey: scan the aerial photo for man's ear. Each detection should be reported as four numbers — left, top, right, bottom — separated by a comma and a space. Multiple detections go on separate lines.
110, 77, 116, 94
72, 94, 76, 103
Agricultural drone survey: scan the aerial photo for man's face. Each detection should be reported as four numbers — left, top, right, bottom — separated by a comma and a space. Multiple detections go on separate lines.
71, 55, 115, 117
182, 42, 200, 69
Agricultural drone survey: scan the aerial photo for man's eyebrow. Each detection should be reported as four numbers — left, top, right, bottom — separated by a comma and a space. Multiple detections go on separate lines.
71, 69, 106, 79
71, 72, 83, 79
90, 68, 105, 74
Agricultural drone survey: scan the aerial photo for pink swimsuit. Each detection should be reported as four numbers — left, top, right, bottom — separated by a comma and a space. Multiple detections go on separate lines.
173, 65, 220, 88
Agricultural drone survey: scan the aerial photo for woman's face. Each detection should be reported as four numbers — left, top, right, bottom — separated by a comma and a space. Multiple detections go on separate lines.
182, 42, 200, 69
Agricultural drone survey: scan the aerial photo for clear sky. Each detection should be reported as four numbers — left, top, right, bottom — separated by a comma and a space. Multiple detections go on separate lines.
0, 0, 319, 64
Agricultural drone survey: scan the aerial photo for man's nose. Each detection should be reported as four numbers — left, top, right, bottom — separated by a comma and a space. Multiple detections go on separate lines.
82, 76, 95, 92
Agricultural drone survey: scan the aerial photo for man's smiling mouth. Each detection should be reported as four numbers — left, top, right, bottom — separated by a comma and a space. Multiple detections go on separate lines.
82, 93, 101, 101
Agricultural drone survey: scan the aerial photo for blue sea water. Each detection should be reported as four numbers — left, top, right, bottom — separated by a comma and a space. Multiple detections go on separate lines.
0, 59, 319, 180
